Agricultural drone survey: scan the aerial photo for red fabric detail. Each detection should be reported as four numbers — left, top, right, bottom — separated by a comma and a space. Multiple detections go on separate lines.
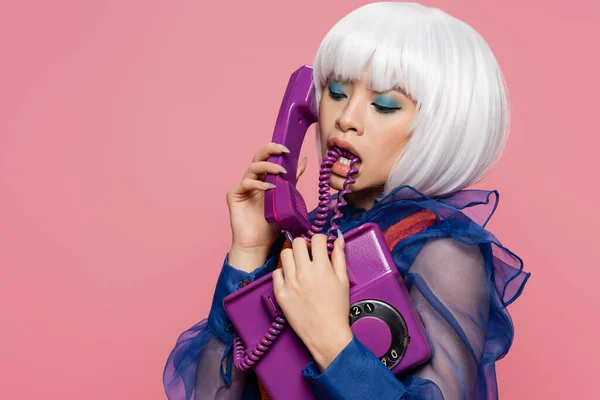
382, 210, 437, 251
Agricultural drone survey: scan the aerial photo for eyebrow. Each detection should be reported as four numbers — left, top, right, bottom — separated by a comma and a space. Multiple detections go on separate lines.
373, 87, 409, 97
377, 88, 403, 94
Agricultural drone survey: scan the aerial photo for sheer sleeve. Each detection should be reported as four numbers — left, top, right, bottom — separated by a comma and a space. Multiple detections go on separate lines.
298, 188, 526, 399
193, 333, 257, 399
163, 236, 285, 400
299, 237, 492, 400
163, 321, 258, 400
403, 237, 491, 399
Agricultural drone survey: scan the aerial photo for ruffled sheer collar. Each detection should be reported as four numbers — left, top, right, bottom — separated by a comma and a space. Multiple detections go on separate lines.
333, 185, 500, 229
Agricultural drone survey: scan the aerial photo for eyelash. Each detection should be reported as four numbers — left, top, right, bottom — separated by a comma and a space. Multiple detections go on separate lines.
373, 104, 400, 114
327, 85, 401, 114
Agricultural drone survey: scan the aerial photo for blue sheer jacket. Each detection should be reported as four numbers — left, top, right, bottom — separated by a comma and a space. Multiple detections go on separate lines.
163, 186, 530, 399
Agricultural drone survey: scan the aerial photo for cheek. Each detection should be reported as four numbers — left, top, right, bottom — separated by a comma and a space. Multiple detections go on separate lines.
365, 124, 410, 180
382, 118, 411, 154
317, 122, 328, 155
317, 101, 327, 148
317, 109, 338, 154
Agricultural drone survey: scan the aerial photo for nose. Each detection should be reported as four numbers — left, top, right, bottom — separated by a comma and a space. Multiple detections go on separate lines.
335, 98, 364, 136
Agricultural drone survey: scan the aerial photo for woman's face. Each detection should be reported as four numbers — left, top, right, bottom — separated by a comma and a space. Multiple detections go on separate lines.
318, 69, 417, 208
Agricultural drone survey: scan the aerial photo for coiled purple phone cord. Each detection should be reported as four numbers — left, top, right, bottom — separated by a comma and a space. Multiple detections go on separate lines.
233, 316, 287, 370
233, 146, 359, 371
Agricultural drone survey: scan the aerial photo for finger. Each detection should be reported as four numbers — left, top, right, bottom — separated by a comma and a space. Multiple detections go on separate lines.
252, 142, 290, 163
296, 157, 308, 181
310, 233, 330, 265
280, 248, 297, 285
236, 178, 276, 194
291, 237, 311, 275
272, 269, 284, 295
243, 161, 287, 180
331, 230, 348, 283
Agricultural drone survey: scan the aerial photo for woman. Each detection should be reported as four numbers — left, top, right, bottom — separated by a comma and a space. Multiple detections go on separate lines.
163, 3, 530, 399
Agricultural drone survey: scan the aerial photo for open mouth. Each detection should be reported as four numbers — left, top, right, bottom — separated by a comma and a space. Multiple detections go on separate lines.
330, 152, 361, 178
326, 137, 362, 178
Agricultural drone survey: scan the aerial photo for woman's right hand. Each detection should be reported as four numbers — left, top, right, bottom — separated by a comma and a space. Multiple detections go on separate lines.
226, 142, 307, 272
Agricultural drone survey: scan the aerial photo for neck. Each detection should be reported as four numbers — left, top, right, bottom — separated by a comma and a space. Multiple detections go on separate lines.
344, 187, 383, 210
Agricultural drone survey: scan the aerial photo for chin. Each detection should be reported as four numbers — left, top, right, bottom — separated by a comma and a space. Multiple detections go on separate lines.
328, 174, 360, 192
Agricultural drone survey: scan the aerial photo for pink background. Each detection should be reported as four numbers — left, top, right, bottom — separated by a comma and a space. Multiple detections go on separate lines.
0, 0, 597, 398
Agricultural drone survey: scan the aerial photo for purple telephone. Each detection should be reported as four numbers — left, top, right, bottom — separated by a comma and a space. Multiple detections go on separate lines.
223, 65, 430, 399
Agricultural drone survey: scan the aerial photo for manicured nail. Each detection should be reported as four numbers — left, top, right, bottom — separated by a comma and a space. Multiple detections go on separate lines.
337, 229, 345, 250
300, 156, 308, 165
277, 165, 287, 174
279, 145, 290, 153
263, 183, 276, 189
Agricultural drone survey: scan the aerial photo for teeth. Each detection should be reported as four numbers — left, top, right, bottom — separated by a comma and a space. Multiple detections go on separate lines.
338, 157, 350, 165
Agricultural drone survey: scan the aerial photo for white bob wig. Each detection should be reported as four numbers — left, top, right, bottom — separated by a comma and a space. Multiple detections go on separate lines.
312, 2, 510, 198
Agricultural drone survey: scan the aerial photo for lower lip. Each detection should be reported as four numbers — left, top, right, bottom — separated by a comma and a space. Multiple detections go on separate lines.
331, 161, 360, 177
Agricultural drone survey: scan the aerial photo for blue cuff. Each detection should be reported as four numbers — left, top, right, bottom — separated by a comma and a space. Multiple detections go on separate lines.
207, 244, 283, 344
302, 335, 407, 400
208, 253, 280, 387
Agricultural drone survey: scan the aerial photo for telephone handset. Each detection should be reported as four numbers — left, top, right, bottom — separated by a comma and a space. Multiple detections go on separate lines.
263, 65, 316, 237
264, 65, 360, 251
223, 66, 431, 400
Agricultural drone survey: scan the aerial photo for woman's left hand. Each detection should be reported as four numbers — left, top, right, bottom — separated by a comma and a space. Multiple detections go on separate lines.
272, 232, 353, 372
